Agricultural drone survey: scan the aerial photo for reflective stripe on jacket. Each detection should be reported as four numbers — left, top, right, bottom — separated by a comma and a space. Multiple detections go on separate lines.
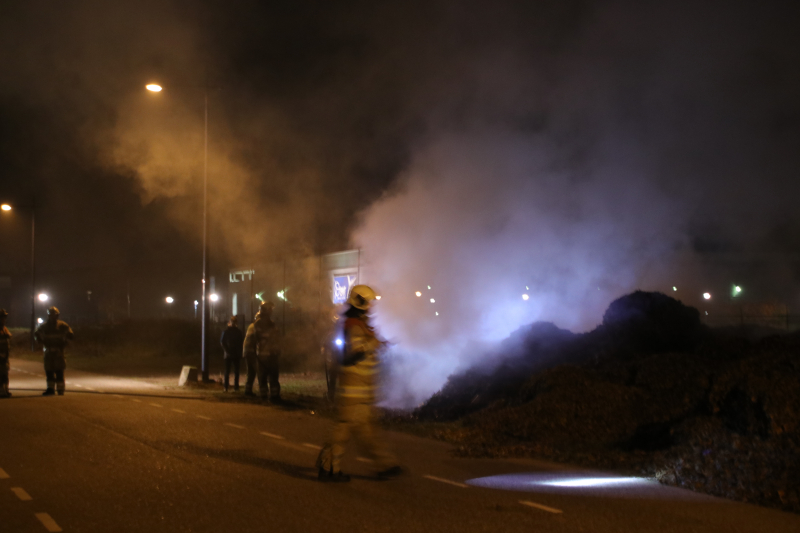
337, 317, 382, 403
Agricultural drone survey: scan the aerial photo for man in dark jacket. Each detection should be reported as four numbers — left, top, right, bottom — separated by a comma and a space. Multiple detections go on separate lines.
220, 316, 244, 392
34, 306, 74, 396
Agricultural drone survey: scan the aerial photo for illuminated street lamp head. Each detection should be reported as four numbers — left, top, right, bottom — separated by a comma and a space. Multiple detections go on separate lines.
209, 293, 219, 302
415, 291, 421, 297
145, 83, 162, 92
522, 294, 530, 301
37, 293, 48, 302
703, 292, 712, 300
1, 204, 11, 211
165, 296, 174, 304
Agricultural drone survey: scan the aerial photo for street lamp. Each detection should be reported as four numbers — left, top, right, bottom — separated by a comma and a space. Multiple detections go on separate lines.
146, 81, 211, 381
0, 202, 37, 351
165, 296, 174, 304
38, 293, 48, 302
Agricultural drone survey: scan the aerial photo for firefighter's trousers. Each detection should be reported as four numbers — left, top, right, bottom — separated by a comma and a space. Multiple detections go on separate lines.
318, 402, 396, 474
256, 354, 280, 399
244, 353, 258, 393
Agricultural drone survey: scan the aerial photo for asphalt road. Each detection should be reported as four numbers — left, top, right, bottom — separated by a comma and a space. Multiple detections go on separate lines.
2, 358, 799, 533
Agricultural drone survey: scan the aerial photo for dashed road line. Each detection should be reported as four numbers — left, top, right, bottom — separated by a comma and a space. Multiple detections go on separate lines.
225, 423, 245, 429
74, 384, 83, 388
84, 387, 96, 391
422, 475, 469, 489
0, 467, 9, 479
35, 512, 62, 532
196, 415, 212, 420
259, 431, 285, 440
519, 500, 563, 514
11, 487, 32, 501
303, 443, 322, 450
112, 394, 124, 398
149, 403, 163, 408
172, 409, 186, 414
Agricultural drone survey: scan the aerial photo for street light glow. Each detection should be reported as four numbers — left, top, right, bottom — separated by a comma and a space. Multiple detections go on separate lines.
165, 296, 174, 304
38, 293, 48, 302
522, 294, 529, 301
375, 295, 381, 300
1, 204, 11, 211
209, 293, 219, 302
415, 291, 421, 297
703, 292, 711, 300
145, 84, 162, 92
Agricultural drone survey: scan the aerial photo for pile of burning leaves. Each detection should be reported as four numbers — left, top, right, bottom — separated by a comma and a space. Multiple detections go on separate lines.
413, 291, 800, 512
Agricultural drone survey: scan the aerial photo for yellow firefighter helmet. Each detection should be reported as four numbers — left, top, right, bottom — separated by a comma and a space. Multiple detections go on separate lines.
347, 285, 377, 310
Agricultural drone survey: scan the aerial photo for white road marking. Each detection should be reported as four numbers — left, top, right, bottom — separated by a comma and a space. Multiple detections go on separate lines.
112, 394, 124, 398
259, 431, 285, 440
35, 512, 63, 532
149, 403, 163, 408
519, 500, 563, 514
171, 409, 186, 414
196, 415, 212, 420
131, 399, 142, 403
225, 423, 245, 429
423, 475, 469, 489
84, 387, 96, 391
0, 467, 9, 479
303, 443, 322, 450
11, 487, 32, 501
74, 384, 83, 388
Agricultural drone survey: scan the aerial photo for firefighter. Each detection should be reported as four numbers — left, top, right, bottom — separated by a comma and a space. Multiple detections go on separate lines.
220, 315, 244, 392
34, 306, 74, 396
243, 301, 281, 401
0, 309, 11, 398
317, 285, 403, 482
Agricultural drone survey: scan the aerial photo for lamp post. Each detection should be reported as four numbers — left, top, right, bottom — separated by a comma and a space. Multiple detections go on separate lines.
146, 82, 211, 381
1, 202, 37, 351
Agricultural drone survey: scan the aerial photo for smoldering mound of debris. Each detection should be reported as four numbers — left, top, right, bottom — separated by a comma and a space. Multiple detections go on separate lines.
413, 291, 800, 512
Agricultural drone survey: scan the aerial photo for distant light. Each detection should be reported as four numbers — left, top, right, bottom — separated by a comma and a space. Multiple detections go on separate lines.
37, 318, 43, 324
525, 286, 529, 290
543, 477, 642, 488
0, 204, 11, 211
522, 294, 529, 301
209, 293, 219, 302
335, 338, 343, 347
427, 286, 431, 290
430, 298, 435, 303
165, 296, 174, 304
732, 285, 742, 298
194, 300, 199, 307
277, 290, 285, 300
145, 84, 162, 92
375, 295, 381, 300
673, 286, 677, 291
703, 292, 711, 300
38, 293, 48, 302
415, 291, 422, 297
435, 312, 439, 316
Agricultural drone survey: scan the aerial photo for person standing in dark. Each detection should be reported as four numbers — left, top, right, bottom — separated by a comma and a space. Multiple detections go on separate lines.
220, 316, 244, 392
243, 301, 282, 401
0, 309, 11, 398
34, 306, 74, 396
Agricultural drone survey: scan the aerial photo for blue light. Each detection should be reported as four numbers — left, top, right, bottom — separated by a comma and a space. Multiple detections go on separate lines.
335, 338, 343, 347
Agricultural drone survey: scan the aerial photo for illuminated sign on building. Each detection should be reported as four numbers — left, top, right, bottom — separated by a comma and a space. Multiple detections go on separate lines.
333, 274, 358, 304
229, 270, 255, 283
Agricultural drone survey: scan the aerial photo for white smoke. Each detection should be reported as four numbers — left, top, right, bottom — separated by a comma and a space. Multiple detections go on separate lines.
354, 131, 690, 406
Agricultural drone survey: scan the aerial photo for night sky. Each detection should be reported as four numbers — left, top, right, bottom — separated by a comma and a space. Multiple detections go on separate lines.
1, 1, 799, 337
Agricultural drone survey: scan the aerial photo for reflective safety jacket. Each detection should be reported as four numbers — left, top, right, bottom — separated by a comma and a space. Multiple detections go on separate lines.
34, 320, 74, 357
337, 315, 383, 405
243, 316, 280, 361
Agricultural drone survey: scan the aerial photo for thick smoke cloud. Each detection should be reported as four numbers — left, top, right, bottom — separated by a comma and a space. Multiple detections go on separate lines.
352, 1, 800, 405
